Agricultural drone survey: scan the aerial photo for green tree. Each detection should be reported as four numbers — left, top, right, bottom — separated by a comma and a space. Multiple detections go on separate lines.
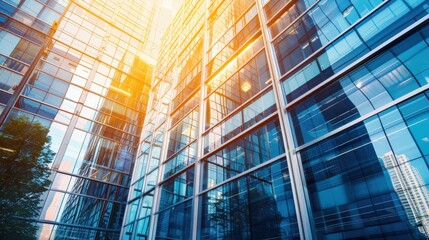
0, 116, 55, 240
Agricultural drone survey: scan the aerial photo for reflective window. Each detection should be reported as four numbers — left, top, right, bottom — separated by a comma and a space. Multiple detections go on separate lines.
163, 142, 197, 179
145, 169, 158, 191
273, 0, 382, 75
204, 90, 277, 153
199, 159, 299, 239
264, 0, 295, 21
281, 0, 428, 102
206, 50, 270, 127
203, 119, 284, 189
155, 200, 193, 240
21, 0, 44, 17
206, 36, 264, 91
208, 0, 254, 48
171, 92, 199, 126
159, 167, 194, 211
206, 4, 259, 78
38, 189, 124, 231
300, 91, 429, 239
0, 31, 21, 56
167, 109, 199, 158
0, 68, 23, 93
290, 24, 429, 146
268, 0, 316, 37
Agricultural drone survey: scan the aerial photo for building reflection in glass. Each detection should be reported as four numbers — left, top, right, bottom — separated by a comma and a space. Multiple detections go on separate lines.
200, 159, 299, 239
51, 53, 152, 239
0, 0, 161, 238
382, 151, 429, 237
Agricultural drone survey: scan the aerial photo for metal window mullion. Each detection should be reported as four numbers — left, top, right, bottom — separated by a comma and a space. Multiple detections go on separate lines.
191, 0, 211, 238
146, 74, 174, 239
254, 1, 313, 239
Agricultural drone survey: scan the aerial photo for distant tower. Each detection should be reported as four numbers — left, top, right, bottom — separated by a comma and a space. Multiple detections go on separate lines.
382, 151, 429, 237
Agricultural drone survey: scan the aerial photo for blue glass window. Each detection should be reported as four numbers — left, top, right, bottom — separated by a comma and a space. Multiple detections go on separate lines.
156, 200, 193, 240
281, 0, 429, 103
203, 119, 284, 189
300, 92, 429, 239
204, 90, 276, 153
167, 109, 199, 158
163, 142, 197, 179
205, 50, 271, 128
199, 159, 299, 239
159, 167, 194, 211
273, 0, 382, 75
290, 24, 429, 146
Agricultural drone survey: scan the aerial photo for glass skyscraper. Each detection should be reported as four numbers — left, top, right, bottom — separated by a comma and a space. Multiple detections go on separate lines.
2, 0, 429, 239
0, 0, 178, 239
122, 0, 429, 239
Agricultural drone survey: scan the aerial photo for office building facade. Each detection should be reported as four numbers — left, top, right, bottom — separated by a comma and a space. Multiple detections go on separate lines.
123, 0, 429, 239
0, 0, 177, 239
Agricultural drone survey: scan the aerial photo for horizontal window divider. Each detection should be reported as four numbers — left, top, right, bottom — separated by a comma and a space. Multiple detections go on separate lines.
72, 1, 146, 45
17, 94, 74, 113
162, 139, 198, 164
202, 159, 242, 175
38, 58, 77, 77
0, 11, 52, 37
174, 60, 202, 88
54, 169, 131, 188
181, 0, 204, 28
266, 0, 299, 27
128, 191, 155, 204
24, 218, 120, 232
204, 47, 267, 99
176, 26, 204, 61
293, 83, 429, 153
169, 104, 199, 129
153, 119, 167, 132
170, 87, 200, 116
70, 116, 141, 140
202, 85, 273, 134
76, 106, 144, 131
134, 214, 151, 223
46, 188, 124, 204
197, 153, 286, 196
149, 122, 168, 138
36, 63, 147, 115
73, 115, 142, 141
174, 77, 201, 99
154, 198, 193, 215
9, 102, 73, 123
0, 52, 31, 67
0, 88, 15, 95
140, 186, 156, 197
130, 176, 145, 187
284, 14, 429, 109
157, 162, 196, 186
274, 0, 390, 79
125, 194, 141, 207
0, 64, 27, 77
201, 111, 279, 159
205, 29, 262, 82
149, 76, 171, 94
270, 0, 319, 41
22, 84, 75, 104
208, 1, 257, 41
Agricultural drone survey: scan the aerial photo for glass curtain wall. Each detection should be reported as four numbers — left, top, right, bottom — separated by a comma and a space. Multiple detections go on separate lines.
125, 0, 429, 239
0, 0, 174, 239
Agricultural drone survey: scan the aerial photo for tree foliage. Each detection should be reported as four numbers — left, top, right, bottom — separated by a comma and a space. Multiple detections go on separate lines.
0, 116, 55, 240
